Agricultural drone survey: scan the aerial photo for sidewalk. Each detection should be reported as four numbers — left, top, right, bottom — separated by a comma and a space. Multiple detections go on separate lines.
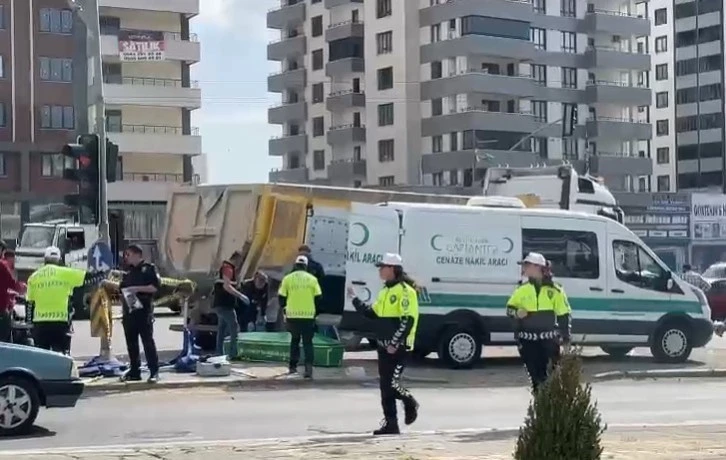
11, 425, 726, 459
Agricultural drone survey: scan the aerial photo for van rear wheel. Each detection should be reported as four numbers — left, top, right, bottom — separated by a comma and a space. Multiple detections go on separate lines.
438, 325, 481, 369
600, 345, 633, 359
650, 321, 693, 364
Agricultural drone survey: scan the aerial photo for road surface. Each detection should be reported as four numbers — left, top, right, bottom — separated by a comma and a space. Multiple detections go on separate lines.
3, 378, 726, 453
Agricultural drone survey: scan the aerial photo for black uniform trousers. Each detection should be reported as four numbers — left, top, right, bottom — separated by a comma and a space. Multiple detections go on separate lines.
122, 312, 159, 376
0, 310, 12, 343
34, 322, 71, 354
518, 337, 560, 392
287, 318, 315, 368
377, 347, 415, 420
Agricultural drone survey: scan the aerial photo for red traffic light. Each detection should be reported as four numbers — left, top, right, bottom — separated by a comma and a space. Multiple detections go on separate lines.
79, 156, 91, 168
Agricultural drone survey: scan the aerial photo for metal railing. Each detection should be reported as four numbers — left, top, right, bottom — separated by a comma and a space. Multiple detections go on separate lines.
269, 0, 303, 11
587, 8, 643, 19
101, 29, 198, 42
586, 79, 648, 88
328, 19, 363, 29
121, 173, 200, 184
328, 89, 364, 97
329, 123, 366, 131
108, 124, 200, 135
104, 76, 200, 88
587, 116, 649, 124
270, 132, 306, 140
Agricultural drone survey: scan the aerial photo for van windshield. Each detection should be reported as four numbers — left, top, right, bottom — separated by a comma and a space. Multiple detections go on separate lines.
18, 226, 55, 249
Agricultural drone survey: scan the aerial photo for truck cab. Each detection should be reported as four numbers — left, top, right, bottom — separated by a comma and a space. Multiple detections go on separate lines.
14, 220, 98, 280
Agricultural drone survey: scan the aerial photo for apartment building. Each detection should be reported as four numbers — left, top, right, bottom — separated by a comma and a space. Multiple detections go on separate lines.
648, 0, 724, 192
98, 0, 203, 202
267, 0, 653, 191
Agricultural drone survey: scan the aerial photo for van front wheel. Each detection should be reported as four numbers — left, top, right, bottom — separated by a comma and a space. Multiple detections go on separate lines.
600, 345, 633, 359
438, 326, 482, 369
650, 322, 693, 364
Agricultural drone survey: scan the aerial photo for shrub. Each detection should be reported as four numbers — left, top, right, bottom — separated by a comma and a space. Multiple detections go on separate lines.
513, 350, 606, 460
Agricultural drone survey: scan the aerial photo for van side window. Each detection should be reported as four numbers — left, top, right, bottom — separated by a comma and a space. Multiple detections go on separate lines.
612, 240, 669, 292
522, 229, 599, 279
67, 230, 86, 251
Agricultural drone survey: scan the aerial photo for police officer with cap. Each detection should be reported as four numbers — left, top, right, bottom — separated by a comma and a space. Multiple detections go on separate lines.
278, 255, 322, 379
507, 252, 571, 392
27, 246, 104, 353
346, 252, 420, 435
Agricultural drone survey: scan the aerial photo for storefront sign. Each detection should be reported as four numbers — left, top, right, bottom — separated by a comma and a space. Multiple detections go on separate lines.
691, 193, 726, 241
623, 193, 690, 240
118, 30, 165, 61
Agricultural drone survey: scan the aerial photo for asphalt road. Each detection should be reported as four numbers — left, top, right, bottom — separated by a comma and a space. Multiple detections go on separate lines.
3, 379, 726, 453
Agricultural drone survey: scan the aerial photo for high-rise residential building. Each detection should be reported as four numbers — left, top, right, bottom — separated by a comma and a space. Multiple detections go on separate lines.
267, 0, 653, 192
98, 0, 204, 202
648, 0, 724, 192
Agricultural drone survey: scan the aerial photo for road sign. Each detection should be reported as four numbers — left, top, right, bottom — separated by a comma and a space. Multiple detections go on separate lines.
87, 240, 113, 273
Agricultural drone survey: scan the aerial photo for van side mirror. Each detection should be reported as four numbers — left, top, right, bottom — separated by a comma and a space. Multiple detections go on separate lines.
666, 278, 674, 291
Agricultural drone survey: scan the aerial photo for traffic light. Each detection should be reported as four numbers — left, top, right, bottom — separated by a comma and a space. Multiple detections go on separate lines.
106, 140, 119, 183
562, 104, 578, 137
63, 134, 100, 222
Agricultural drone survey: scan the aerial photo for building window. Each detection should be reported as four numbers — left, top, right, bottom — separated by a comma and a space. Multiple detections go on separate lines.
376, 0, 392, 19
430, 61, 442, 79
522, 229, 599, 279
532, 0, 545, 14
0, 102, 5, 127
40, 105, 74, 129
531, 64, 546, 86
41, 154, 73, 177
657, 175, 670, 192
450, 132, 458, 151
313, 116, 324, 137
655, 64, 668, 81
561, 31, 576, 53
654, 8, 667, 26
0, 5, 5, 29
656, 91, 669, 108
378, 103, 394, 126
313, 150, 325, 171
656, 147, 670, 164
562, 67, 577, 89
562, 138, 578, 160
379, 175, 395, 186
376, 31, 393, 54
431, 98, 442, 116
432, 135, 443, 153
560, 0, 576, 17
312, 83, 324, 104
532, 100, 547, 123
530, 27, 546, 50
377, 66, 393, 90
0, 55, 4, 78
39, 57, 73, 82
637, 177, 648, 192
311, 16, 323, 37
655, 36, 667, 53
39, 8, 73, 34
656, 119, 668, 136
0, 153, 5, 176
312, 49, 323, 71
378, 139, 394, 162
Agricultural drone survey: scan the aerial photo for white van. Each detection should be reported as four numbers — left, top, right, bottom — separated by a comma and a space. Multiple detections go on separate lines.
341, 202, 713, 369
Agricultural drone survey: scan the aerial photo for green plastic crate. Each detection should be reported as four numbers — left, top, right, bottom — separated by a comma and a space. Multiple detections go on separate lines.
223, 332, 344, 367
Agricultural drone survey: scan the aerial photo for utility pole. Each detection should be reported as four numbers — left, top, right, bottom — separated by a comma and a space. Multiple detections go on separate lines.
67, 0, 109, 246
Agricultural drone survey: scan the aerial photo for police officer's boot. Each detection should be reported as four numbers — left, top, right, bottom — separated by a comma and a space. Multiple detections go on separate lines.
373, 418, 400, 436
403, 397, 419, 425
304, 363, 313, 379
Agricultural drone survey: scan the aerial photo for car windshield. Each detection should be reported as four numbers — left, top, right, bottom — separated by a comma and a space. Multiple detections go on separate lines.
703, 265, 726, 279
18, 226, 55, 249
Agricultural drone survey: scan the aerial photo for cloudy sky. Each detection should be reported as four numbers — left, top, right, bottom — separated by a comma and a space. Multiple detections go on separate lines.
191, 0, 281, 184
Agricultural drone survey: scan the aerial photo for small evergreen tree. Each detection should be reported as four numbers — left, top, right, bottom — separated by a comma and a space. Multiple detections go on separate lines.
513, 350, 606, 460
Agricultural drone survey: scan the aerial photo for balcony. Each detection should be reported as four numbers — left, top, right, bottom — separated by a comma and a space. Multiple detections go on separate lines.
325, 20, 364, 42
267, 1, 306, 30
585, 117, 652, 140
585, 80, 651, 106
588, 152, 653, 177
328, 159, 367, 183
100, 31, 200, 63
107, 173, 200, 202
269, 167, 309, 183
327, 125, 366, 145
104, 77, 201, 109
325, 0, 363, 7
420, 0, 533, 26
421, 70, 535, 99
99, 0, 199, 15
268, 67, 306, 93
422, 108, 537, 137
106, 125, 202, 156
583, 46, 650, 71
267, 35, 306, 61
325, 57, 364, 77
421, 34, 534, 63
326, 90, 365, 112
268, 101, 306, 124
584, 9, 650, 37
421, 149, 550, 174
269, 133, 308, 156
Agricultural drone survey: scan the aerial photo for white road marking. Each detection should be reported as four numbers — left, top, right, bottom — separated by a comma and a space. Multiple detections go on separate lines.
3, 420, 726, 455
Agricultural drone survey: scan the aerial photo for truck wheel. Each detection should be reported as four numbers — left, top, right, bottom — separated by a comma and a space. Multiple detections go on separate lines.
650, 321, 693, 364
438, 325, 482, 369
0, 376, 41, 437
600, 346, 633, 359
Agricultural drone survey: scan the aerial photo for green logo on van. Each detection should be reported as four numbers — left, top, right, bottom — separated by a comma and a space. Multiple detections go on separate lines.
350, 222, 370, 247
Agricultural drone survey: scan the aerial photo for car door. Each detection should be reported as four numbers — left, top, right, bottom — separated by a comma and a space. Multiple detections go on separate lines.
344, 203, 401, 313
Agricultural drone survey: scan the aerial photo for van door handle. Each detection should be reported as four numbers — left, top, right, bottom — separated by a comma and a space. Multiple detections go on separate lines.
589, 287, 603, 292
351, 281, 366, 286
611, 289, 625, 294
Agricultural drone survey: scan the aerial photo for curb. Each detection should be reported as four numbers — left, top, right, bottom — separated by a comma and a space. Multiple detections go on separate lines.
592, 367, 726, 382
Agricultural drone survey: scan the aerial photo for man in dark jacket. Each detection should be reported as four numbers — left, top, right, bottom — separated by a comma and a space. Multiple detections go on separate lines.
298, 245, 324, 282
237, 271, 269, 331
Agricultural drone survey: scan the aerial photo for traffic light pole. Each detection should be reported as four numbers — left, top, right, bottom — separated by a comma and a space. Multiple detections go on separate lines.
68, 0, 109, 246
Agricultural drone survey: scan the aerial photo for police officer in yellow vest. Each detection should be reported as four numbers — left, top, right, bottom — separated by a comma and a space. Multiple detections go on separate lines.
346, 253, 420, 436
507, 252, 572, 392
278, 255, 322, 379
27, 246, 104, 354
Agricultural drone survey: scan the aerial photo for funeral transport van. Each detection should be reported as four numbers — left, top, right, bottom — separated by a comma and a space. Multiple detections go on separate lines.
341, 202, 713, 369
